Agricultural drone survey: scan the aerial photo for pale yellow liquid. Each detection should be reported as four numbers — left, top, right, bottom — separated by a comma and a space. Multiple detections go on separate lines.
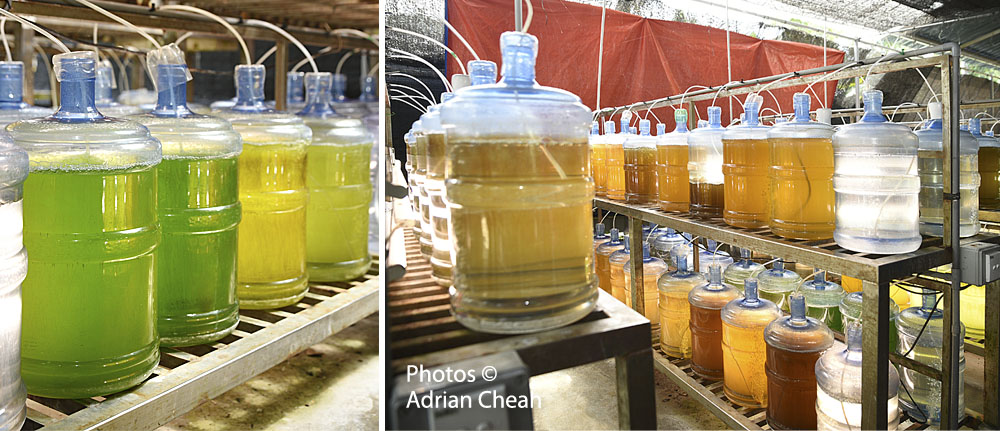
415, 134, 432, 259
447, 138, 597, 333
722, 321, 770, 407
426, 132, 451, 286
238, 143, 308, 309
660, 290, 693, 358
606, 142, 626, 201
769, 137, 835, 240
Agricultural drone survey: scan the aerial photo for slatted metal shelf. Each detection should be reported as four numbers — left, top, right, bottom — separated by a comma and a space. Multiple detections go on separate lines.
652, 346, 985, 430
20, 260, 380, 431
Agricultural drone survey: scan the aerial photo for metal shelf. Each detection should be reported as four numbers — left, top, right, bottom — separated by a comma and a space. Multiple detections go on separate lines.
594, 197, 1000, 429
388, 230, 657, 430
21, 262, 380, 431
595, 197, 1000, 283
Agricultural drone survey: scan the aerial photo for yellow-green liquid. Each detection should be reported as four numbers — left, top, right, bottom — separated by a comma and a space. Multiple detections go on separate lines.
722, 321, 770, 408
447, 138, 597, 333
306, 142, 373, 282
238, 143, 308, 309
21, 166, 159, 398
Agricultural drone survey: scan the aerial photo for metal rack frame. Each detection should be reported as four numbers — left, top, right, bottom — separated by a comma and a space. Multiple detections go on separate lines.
594, 44, 994, 430
21, 263, 380, 431
388, 231, 657, 430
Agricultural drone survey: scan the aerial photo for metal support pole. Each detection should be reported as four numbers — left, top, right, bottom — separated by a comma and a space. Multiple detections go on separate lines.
941, 42, 963, 431
275, 41, 288, 112
985, 278, 1000, 427
514, 0, 523, 32
628, 219, 645, 317
12, 23, 34, 104
861, 279, 890, 430
854, 40, 860, 111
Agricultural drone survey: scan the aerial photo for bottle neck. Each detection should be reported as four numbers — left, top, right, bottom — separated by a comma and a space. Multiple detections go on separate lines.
55, 79, 103, 122
153, 78, 192, 117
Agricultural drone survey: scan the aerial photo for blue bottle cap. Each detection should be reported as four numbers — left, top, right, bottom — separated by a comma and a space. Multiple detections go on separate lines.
709, 264, 722, 284
441, 92, 455, 103
500, 32, 537, 85
287, 72, 305, 104
359, 76, 377, 102
591, 121, 600, 135
708, 106, 722, 127
744, 99, 761, 126
605, 120, 616, 134
232, 64, 268, 112
744, 278, 760, 303
639, 119, 651, 136
861, 90, 886, 123
643, 243, 651, 259
468, 60, 498, 86
610, 228, 620, 242
0, 61, 24, 109
53, 52, 104, 122
331, 73, 348, 103
595, 223, 606, 236
657, 123, 666, 136
789, 293, 807, 322
297, 72, 336, 117
773, 259, 784, 271
676, 254, 688, 272
793, 92, 810, 122
846, 321, 862, 351
970, 118, 983, 136
151, 63, 194, 117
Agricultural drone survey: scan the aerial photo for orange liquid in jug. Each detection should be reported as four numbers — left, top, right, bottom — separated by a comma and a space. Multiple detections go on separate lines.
657, 145, 690, 212
606, 142, 626, 201
769, 137, 835, 240
624, 147, 657, 204
723, 138, 769, 228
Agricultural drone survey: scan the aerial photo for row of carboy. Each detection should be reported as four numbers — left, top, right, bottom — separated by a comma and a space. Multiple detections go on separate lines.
0, 44, 373, 424
589, 90, 989, 255
590, 226, 965, 429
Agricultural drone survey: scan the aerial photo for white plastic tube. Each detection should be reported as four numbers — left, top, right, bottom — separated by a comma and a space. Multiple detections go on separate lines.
0, 9, 69, 53
0, 18, 10, 61
389, 27, 467, 75
245, 19, 317, 72
159, 5, 251, 65
75, 0, 160, 49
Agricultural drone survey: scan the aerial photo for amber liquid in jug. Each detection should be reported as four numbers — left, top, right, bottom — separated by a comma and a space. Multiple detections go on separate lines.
721, 278, 782, 408
689, 264, 741, 380
624, 119, 657, 204
657, 108, 691, 212
722, 99, 770, 228
605, 119, 627, 201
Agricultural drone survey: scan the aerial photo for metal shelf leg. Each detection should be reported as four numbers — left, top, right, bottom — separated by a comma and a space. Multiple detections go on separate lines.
615, 348, 657, 430
862, 279, 891, 430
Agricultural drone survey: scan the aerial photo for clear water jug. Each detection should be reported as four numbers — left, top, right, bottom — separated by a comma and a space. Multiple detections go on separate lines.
13, 51, 161, 397
767, 93, 835, 239
721, 278, 781, 407
0, 61, 50, 126
415, 108, 434, 260
130, 55, 242, 346
651, 227, 685, 266
624, 119, 657, 203
815, 322, 900, 430
764, 293, 834, 430
296, 72, 374, 282
439, 32, 597, 333
658, 254, 706, 358
840, 290, 900, 352
896, 290, 965, 424
0, 129, 26, 429
723, 98, 770, 228
214, 64, 312, 309
657, 108, 691, 212
688, 264, 740, 380
330, 73, 366, 118
698, 239, 733, 274
723, 247, 763, 291
689, 106, 725, 217
916, 103, 979, 237
832, 90, 920, 254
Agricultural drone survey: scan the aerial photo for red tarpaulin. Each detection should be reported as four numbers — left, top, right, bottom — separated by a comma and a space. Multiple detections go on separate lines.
446, 0, 846, 129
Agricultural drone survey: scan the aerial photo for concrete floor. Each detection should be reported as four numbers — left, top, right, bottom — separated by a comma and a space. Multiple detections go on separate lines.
155, 313, 723, 431
531, 360, 726, 430
158, 315, 380, 431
